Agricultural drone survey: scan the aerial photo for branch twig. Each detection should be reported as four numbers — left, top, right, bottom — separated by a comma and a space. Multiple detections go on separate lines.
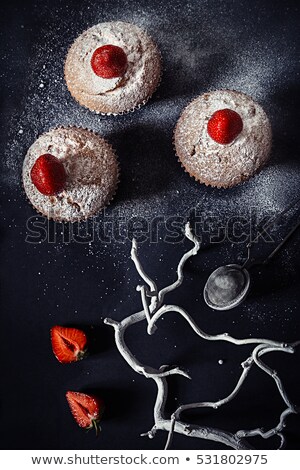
104, 223, 299, 450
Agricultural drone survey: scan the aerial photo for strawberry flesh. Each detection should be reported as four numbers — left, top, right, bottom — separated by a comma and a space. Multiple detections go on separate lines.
207, 108, 243, 145
51, 326, 87, 364
66, 391, 104, 434
91, 45, 128, 79
31, 154, 67, 196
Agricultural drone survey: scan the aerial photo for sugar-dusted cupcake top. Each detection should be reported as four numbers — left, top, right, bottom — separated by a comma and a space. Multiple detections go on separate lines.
174, 90, 272, 188
23, 127, 119, 222
64, 21, 161, 114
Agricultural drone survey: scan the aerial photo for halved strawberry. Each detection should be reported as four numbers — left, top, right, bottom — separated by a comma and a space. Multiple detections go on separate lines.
31, 154, 67, 196
66, 391, 104, 435
50, 326, 87, 364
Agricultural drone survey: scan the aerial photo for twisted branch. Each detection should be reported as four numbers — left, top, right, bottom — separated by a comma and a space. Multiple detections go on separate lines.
104, 223, 299, 450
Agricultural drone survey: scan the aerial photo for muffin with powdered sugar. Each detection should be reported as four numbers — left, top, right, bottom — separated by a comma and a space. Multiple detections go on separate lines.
64, 21, 162, 115
174, 90, 272, 188
23, 127, 119, 222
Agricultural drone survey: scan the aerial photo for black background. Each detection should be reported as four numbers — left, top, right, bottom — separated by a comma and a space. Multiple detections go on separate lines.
1, 0, 300, 450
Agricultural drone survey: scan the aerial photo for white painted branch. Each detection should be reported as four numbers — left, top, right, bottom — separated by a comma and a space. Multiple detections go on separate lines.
150, 376, 251, 450
104, 316, 190, 379
157, 223, 201, 304
173, 357, 253, 418
104, 223, 299, 450
131, 238, 158, 299
252, 345, 296, 410
148, 303, 285, 348
137, 284, 152, 327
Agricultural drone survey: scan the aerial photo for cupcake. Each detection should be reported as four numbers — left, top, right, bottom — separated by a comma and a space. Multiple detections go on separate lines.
174, 90, 272, 188
23, 127, 119, 222
64, 21, 161, 115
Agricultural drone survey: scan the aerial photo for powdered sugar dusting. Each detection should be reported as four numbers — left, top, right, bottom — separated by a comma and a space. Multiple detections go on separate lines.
22, 127, 119, 222
4, 2, 299, 223
2, 1, 300, 331
65, 21, 161, 114
174, 90, 272, 188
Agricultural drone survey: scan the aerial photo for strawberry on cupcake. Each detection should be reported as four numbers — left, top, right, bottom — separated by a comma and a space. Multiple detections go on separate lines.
23, 127, 119, 222
174, 90, 272, 188
64, 21, 162, 115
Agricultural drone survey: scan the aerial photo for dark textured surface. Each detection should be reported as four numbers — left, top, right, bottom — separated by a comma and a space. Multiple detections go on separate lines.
0, 0, 300, 450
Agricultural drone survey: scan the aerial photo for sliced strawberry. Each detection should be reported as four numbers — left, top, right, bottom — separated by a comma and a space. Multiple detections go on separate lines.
50, 326, 87, 364
91, 44, 128, 79
31, 154, 67, 196
66, 391, 104, 435
207, 108, 243, 144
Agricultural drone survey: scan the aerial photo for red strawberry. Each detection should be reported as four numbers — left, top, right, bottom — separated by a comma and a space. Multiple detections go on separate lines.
207, 108, 243, 144
91, 44, 128, 79
66, 391, 104, 435
31, 154, 67, 196
50, 326, 87, 364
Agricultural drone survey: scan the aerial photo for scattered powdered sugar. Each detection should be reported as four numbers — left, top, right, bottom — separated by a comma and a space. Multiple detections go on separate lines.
174, 90, 272, 188
22, 127, 119, 222
4, 1, 299, 221
212, 38, 294, 103
2, 0, 299, 327
65, 21, 161, 114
